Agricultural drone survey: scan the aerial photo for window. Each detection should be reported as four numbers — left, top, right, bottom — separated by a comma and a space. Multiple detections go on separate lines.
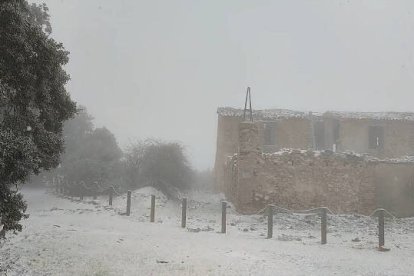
314, 121, 325, 150
264, 122, 277, 145
368, 126, 384, 149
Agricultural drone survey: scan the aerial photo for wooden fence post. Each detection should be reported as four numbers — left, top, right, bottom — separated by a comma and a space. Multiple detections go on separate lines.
53, 177, 57, 193
221, 201, 227, 234
321, 207, 327, 244
378, 209, 385, 248
80, 194, 83, 200
93, 194, 97, 200
150, 195, 155, 222
126, 190, 131, 216
181, 198, 187, 228
109, 188, 113, 206
267, 205, 273, 239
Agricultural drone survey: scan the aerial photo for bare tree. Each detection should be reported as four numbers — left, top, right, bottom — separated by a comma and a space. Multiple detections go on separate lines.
123, 139, 193, 198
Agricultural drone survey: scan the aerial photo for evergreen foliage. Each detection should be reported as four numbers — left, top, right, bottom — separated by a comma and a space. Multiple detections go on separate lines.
0, 1, 76, 237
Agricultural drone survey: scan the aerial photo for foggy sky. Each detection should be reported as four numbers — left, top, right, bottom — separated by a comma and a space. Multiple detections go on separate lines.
32, 0, 414, 169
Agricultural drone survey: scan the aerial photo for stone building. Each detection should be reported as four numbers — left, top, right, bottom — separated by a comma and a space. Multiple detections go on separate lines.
215, 107, 414, 216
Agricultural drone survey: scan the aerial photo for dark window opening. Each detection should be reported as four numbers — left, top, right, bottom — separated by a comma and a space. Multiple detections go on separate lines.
314, 121, 325, 150
369, 126, 384, 149
264, 122, 277, 145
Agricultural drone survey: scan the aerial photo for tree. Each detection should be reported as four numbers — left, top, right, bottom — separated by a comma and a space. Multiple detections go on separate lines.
123, 140, 147, 189
62, 105, 94, 154
124, 140, 193, 198
57, 108, 123, 195
0, 1, 76, 237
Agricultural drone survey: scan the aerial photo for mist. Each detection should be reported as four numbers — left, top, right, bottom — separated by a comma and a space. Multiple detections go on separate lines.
30, 0, 414, 170
2, 1, 414, 275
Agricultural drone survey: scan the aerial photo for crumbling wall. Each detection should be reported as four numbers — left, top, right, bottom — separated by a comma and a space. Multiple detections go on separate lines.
233, 149, 376, 214
225, 121, 377, 215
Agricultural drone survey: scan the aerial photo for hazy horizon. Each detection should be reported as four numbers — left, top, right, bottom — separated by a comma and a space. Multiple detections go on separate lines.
32, 0, 414, 169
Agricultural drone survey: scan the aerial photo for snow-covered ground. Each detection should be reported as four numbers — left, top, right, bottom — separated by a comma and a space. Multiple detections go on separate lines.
1, 187, 414, 276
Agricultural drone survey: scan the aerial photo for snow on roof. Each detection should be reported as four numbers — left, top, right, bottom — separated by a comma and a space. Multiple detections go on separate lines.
217, 107, 414, 121
217, 107, 312, 120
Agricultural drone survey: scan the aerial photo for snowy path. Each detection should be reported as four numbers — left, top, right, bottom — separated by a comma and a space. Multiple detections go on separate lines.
1, 188, 414, 276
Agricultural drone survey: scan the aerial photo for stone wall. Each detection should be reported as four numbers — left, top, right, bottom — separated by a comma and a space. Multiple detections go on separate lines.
223, 121, 414, 216
215, 110, 414, 211
227, 148, 377, 215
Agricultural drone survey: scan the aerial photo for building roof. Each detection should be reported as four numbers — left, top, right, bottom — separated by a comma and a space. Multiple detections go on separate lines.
217, 107, 414, 121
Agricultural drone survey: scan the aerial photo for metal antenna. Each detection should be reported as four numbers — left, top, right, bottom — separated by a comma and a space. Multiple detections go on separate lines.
243, 87, 253, 121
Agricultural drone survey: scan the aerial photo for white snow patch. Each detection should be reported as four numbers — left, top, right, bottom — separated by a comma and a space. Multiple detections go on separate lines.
1, 188, 414, 275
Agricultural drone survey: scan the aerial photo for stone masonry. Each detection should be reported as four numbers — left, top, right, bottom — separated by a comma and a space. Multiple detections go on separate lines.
217, 108, 414, 216
224, 121, 407, 215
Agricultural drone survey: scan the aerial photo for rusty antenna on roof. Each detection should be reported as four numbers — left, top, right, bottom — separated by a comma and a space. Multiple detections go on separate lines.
243, 86, 253, 122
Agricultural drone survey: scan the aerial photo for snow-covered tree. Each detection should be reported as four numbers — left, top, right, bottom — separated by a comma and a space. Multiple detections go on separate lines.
0, 1, 76, 237
124, 140, 193, 198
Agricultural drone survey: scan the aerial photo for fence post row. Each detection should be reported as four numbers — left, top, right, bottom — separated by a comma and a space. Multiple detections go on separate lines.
321, 207, 327, 244
150, 195, 155, 222
181, 198, 187, 228
221, 201, 227, 234
126, 190, 131, 216
68, 188, 392, 250
378, 209, 385, 248
267, 205, 273, 239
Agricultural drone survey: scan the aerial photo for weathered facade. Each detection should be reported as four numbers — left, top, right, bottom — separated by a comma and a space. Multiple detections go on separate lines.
215, 108, 414, 216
